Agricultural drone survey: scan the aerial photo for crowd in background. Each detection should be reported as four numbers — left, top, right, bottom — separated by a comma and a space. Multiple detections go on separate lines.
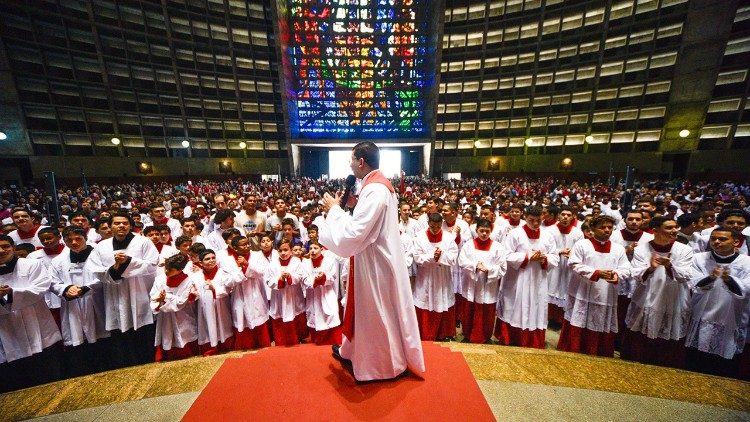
1, 175, 749, 393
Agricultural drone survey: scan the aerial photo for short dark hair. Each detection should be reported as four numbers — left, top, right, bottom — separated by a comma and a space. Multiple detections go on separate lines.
0, 234, 15, 246
37, 227, 60, 239
711, 226, 743, 240
214, 208, 235, 224
649, 215, 674, 229
163, 253, 188, 271
175, 235, 192, 247
143, 226, 160, 236
62, 226, 86, 239
428, 212, 443, 224
525, 206, 543, 217
475, 218, 492, 229
352, 141, 379, 169
590, 215, 616, 228
677, 213, 701, 229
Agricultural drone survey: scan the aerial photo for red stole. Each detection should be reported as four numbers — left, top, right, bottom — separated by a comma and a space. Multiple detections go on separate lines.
523, 225, 540, 240
342, 170, 395, 341
556, 223, 573, 235
474, 238, 492, 251
620, 229, 643, 242
43, 243, 65, 256
16, 224, 41, 240
203, 266, 219, 281
166, 272, 188, 288
155, 243, 165, 253
311, 254, 326, 287
649, 240, 673, 254
589, 238, 612, 253
426, 229, 443, 243
228, 248, 250, 272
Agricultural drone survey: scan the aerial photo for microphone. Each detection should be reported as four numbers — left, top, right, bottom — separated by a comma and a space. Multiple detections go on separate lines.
340, 175, 357, 211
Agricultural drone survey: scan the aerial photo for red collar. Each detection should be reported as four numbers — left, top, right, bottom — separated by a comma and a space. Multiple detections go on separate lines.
426, 229, 443, 243
361, 170, 395, 193
474, 238, 492, 251
17, 224, 41, 240
311, 254, 324, 268
556, 223, 573, 234
263, 250, 273, 260
43, 243, 65, 256
643, 228, 654, 234
154, 217, 169, 225
203, 266, 219, 280
166, 272, 188, 288
589, 238, 612, 253
543, 218, 557, 226
509, 219, 521, 227
621, 229, 644, 242
445, 219, 456, 228
523, 225, 540, 240
155, 243, 164, 253
649, 240, 674, 253
279, 257, 291, 266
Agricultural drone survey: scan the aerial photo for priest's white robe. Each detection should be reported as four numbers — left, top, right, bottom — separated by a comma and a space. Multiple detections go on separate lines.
319, 171, 425, 381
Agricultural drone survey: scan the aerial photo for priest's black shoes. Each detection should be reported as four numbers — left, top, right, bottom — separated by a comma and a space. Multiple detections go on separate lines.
332, 344, 352, 366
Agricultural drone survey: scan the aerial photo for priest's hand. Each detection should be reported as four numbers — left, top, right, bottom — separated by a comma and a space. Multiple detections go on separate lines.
434, 248, 442, 261
477, 262, 488, 272
0, 284, 12, 297
321, 192, 341, 214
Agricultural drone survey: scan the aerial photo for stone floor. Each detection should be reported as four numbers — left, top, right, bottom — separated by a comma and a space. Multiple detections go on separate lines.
2, 328, 748, 421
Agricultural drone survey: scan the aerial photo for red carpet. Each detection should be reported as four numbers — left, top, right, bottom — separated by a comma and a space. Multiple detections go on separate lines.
183, 342, 494, 421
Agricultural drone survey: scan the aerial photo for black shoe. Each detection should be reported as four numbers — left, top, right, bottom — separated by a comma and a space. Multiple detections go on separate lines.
332, 344, 352, 366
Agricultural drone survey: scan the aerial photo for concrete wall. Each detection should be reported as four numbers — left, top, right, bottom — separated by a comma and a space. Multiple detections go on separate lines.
28, 156, 288, 179
433, 152, 666, 175
433, 150, 750, 180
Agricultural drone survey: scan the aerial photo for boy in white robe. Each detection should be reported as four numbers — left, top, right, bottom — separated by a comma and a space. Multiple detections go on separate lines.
150, 253, 199, 361
27, 227, 66, 329
144, 226, 179, 274
302, 242, 342, 345
558, 215, 631, 357
266, 239, 306, 346
442, 202, 472, 326
222, 236, 272, 350
0, 234, 63, 393
623, 216, 695, 368
496, 206, 558, 349
686, 227, 750, 378
458, 218, 507, 343
413, 213, 459, 341
49, 226, 110, 377
190, 249, 236, 355
546, 206, 584, 326
8, 207, 47, 249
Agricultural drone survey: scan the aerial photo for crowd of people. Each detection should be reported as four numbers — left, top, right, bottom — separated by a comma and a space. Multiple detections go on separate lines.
1, 175, 749, 392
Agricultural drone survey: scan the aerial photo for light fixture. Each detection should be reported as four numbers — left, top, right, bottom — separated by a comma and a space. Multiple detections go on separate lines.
585, 135, 594, 143
136, 161, 153, 175
239, 141, 247, 149
474, 140, 481, 148
0, 131, 7, 141
111, 137, 121, 145
487, 158, 500, 171
679, 129, 690, 138
181, 140, 190, 148
561, 157, 573, 169
525, 138, 533, 146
